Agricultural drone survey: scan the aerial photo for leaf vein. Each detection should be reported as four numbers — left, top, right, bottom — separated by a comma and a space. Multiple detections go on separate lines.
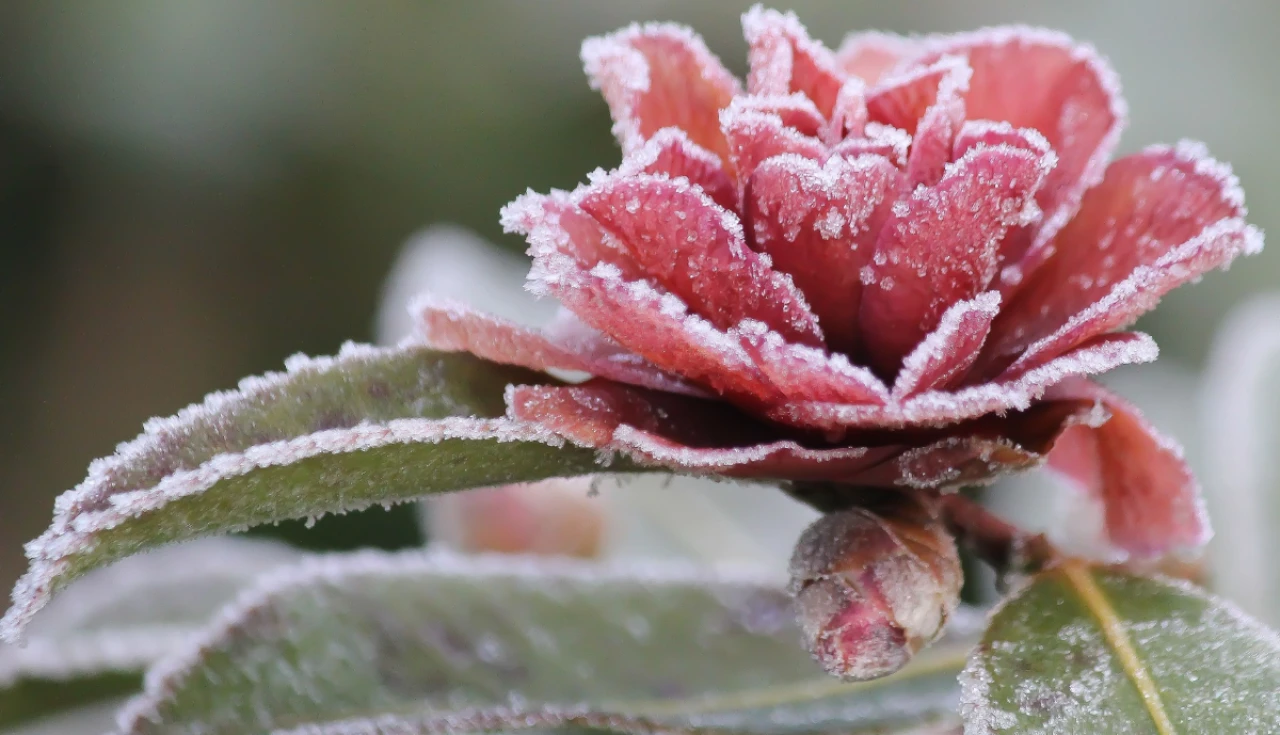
1060, 561, 1177, 735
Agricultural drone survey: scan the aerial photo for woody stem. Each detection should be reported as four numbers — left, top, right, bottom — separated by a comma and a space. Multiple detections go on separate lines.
938, 492, 1058, 579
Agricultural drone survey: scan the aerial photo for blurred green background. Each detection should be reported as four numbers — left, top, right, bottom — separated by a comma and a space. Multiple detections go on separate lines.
1, 0, 1278, 591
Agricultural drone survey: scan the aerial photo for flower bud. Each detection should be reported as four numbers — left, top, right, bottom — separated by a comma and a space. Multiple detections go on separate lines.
426, 478, 605, 558
788, 494, 962, 681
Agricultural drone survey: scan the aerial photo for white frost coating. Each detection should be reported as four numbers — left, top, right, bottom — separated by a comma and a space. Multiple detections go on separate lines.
894, 25, 1127, 285
1, 416, 586, 644
1201, 295, 1280, 623
1005, 218, 1263, 379
269, 707, 670, 735
14, 339, 405, 546
830, 122, 912, 167
961, 572, 1280, 734
581, 22, 741, 153
524, 249, 774, 399
919, 28, 1126, 176
410, 292, 704, 397
113, 549, 785, 732
515, 166, 825, 344
893, 292, 1000, 399
719, 104, 825, 182
611, 423, 871, 471
723, 92, 825, 130
772, 332, 1155, 432
2, 538, 301, 689
1157, 139, 1249, 212
732, 317, 890, 404
741, 6, 844, 94
616, 127, 724, 179
1, 628, 191, 689
29, 537, 302, 636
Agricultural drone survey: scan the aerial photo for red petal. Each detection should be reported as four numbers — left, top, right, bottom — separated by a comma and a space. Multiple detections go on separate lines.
1045, 379, 1208, 557
828, 123, 911, 169
722, 104, 826, 186
848, 397, 1098, 489
917, 27, 1127, 282
865, 56, 970, 137
413, 295, 704, 396
770, 331, 1155, 432
508, 382, 890, 480
525, 253, 779, 405
725, 93, 826, 137
620, 127, 738, 212
501, 191, 647, 280
734, 320, 889, 405
892, 292, 999, 399
743, 7, 846, 117
858, 144, 1052, 375
578, 173, 824, 346
835, 32, 918, 84
827, 79, 869, 142
901, 58, 970, 190
746, 153, 901, 354
582, 24, 740, 167
990, 142, 1261, 364
952, 120, 1051, 161
951, 122, 1056, 282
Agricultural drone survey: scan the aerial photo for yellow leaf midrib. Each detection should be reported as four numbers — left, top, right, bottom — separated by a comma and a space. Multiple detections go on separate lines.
1059, 561, 1177, 735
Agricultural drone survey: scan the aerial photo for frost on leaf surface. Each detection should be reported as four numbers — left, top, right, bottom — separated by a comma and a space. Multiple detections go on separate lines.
960, 565, 1280, 734
1, 344, 641, 643
0, 538, 302, 729
114, 550, 981, 735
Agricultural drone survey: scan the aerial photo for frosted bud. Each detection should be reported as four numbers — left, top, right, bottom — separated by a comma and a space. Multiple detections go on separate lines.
788, 493, 962, 681
425, 478, 605, 558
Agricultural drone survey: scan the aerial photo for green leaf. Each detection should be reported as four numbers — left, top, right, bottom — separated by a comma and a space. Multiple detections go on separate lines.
1, 538, 303, 730
113, 552, 977, 735
2, 343, 634, 643
960, 562, 1280, 734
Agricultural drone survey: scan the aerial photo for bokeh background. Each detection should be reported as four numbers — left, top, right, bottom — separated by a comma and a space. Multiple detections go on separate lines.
2, 1, 1278, 603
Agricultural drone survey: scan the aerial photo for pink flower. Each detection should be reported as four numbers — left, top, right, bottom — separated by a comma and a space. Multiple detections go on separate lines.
417, 9, 1261, 559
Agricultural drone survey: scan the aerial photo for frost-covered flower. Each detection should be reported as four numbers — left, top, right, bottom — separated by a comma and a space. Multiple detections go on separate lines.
414, 9, 1261, 559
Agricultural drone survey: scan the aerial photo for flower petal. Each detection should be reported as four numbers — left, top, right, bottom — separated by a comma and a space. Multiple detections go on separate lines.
527, 254, 780, 405
507, 382, 890, 480
951, 122, 1056, 282
865, 55, 971, 137
827, 78, 869, 142
1044, 379, 1208, 557
582, 23, 740, 166
721, 104, 826, 186
829, 123, 911, 168
577, 172, 825, 346
901, 57, 971, 190
734, 320, 889, 405
725, 93, 827, 137
892, 292, 1000, 399
835, 31, 918, 84
412, 295, 704, 396
917, 27, 1127, 282
619, 127, 738, 212
771, 331, 1155, 432
746, 152, 901, 354
743, 6, 846, 117
990, 141, 1262, 367
845, 397, 1099, 490
858, 143, 1052, 375
501, 190, 647, 279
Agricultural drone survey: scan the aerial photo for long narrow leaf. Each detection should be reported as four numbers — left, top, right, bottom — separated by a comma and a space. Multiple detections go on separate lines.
2, 344, 629, 642
114, 551, 979, 735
